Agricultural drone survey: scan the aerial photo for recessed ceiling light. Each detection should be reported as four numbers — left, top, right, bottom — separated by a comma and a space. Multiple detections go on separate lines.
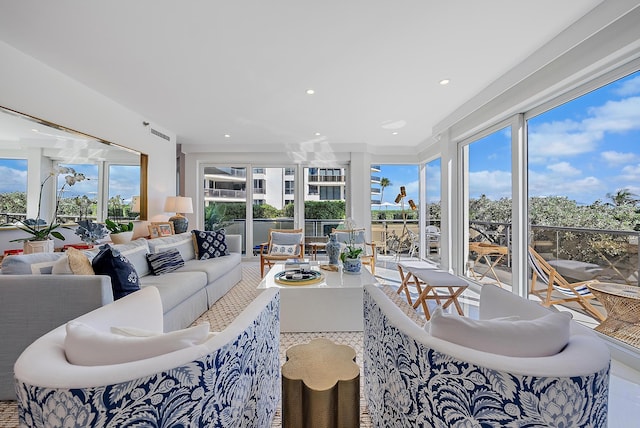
439, 79, 450, 85
392, 131, 399, 135
224, 134, 231, 138
306, 89, 315, 95
315, 132, 321, 136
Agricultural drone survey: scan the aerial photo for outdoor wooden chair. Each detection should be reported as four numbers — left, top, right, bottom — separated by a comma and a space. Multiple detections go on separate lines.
331, 228, 376, 275
528, 246, 606, 321
259, 228, 305, 277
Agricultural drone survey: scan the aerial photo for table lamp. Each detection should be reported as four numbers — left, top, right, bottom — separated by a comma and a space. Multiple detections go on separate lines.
164, 196, 193, 234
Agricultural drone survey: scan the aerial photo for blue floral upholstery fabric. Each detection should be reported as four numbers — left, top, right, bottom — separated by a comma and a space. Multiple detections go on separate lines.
16, 292, 280, 427
363, 288, 610, 428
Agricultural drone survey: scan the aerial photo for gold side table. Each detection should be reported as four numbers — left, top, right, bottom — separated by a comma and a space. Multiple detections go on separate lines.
281, 338, 359, 428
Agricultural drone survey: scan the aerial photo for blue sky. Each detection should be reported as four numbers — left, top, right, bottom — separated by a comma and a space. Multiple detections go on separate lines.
469, 70, 640, 205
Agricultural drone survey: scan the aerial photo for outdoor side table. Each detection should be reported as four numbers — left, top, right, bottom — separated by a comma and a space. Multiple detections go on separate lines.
587, 282, 640, 347
281, 338, 359, 428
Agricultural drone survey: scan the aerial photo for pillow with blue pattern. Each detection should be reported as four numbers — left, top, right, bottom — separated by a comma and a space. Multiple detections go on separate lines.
91, 244, 140, 300
146, 248, 184, 275
191, 229, 229, 260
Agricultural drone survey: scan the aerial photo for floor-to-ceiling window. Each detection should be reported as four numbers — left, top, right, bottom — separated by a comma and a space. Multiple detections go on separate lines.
425, 158, 441, 264
526, 69, 640, 341
203, 166, 248, 254
252, 167, 296, 252
304, 166, 347, 243
370, 164, 419, 258
463, 125, 513, 290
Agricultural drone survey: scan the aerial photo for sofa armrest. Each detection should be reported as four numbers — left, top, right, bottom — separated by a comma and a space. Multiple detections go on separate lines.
0, 274, 113, 400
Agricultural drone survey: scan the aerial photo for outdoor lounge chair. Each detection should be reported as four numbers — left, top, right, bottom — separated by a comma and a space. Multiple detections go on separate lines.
259, 228, 305, 277
528, 246, 606, 321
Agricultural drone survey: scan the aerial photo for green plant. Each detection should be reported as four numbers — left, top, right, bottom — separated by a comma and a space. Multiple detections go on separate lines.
7, 166, 86, 242
105, 218, 134, 234
339, 220, 364, 262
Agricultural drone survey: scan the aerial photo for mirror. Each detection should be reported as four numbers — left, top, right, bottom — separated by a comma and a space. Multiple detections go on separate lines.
0, 105, 147, 222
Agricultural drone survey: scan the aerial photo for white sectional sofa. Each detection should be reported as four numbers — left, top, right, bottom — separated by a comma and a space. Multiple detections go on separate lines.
0, 232, 242, 400
14, 285, 281, 427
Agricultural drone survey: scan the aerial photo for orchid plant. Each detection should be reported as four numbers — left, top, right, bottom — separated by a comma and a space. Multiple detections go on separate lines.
339, 218, 364, 262
9, 166, 87, 242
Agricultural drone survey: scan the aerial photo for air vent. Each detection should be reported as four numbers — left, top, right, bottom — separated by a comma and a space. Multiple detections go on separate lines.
150, 127, 171, 142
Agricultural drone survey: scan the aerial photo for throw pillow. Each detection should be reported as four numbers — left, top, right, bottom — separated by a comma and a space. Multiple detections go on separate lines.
146, 248, 184, 275
428, 306, 571, 357
191, 229, 229, 260
67, 247, 95, 275
51, 255, 73, 275
91, 244, 140, 300
269, 244, 299, 256
270, 232, 302, 256
64, 321, 210, 366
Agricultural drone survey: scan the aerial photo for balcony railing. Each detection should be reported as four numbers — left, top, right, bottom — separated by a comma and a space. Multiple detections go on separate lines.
204, 189, 246, 199
307, 175, 345, 183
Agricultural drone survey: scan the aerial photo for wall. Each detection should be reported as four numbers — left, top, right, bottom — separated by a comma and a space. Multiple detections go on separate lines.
0, 42, 176, 251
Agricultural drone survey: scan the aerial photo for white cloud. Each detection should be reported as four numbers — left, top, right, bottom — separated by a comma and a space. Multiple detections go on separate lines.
469, 170, 512, 199
584, 97, 640, 134
613, 75, 640, 96
529, 169, 603, 202
601, 150, 637, 166
528, 96, 640, 165
0, 166, 27, 193
546, 161, 580, 176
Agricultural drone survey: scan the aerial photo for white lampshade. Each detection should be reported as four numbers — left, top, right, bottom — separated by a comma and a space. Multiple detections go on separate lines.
164, 196, 193, 214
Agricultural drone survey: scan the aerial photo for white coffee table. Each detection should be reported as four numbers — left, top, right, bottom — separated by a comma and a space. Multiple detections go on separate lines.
257, 263, 377, 332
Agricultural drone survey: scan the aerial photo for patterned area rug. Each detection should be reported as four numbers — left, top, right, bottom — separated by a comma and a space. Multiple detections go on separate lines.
0, 263, 423, 428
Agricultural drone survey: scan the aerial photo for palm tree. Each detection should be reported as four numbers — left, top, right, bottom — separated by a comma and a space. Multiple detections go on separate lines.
380, 177, 391, 203
606, 188, 639, 206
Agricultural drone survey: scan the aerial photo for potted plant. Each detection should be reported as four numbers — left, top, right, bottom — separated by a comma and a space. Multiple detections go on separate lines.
105, 219, 135, 244
75, 220, 109, 246
340, 228, 364, 275
7, 166, 86, 253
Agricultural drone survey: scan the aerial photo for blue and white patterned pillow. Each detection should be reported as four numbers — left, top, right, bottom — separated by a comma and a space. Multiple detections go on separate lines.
191, 229, 229, 260
269, 244, 298, 256
91, 244, 140, 300
146, 248, 184, 276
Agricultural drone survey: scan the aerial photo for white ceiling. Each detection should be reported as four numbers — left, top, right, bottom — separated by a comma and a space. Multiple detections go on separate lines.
0, 1, 608, 155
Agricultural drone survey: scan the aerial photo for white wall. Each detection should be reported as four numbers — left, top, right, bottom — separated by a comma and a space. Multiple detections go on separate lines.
0, 42, 177, 227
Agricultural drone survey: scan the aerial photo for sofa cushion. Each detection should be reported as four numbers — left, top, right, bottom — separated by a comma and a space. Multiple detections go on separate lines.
91, 245, 140, 300
146, 249, 184, 275
1, 252, 65, 274
192, 229, 229, 260
52, 248, 95, 275
178, 252, 241, 284
64, 320, 210, 366
147, 232, 196, 261
428, 306, 571, 357
140, 271, 208, 312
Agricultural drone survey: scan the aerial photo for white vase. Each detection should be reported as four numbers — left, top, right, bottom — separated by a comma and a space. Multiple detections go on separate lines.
110, 231, 134, 245
23, 239, 55, 254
